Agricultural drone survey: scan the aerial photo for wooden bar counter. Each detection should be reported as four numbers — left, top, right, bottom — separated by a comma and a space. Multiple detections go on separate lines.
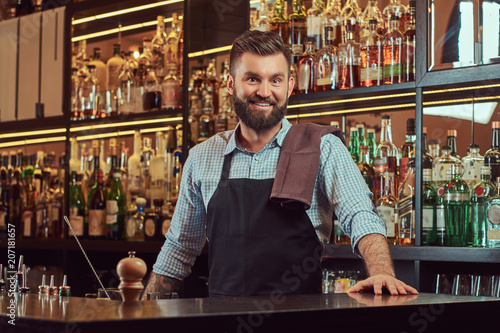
1, 292, 499, 332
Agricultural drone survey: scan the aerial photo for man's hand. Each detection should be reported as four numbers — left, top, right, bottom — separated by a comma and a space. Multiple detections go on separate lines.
141, 272, 182, 300
347, 273, 418, 295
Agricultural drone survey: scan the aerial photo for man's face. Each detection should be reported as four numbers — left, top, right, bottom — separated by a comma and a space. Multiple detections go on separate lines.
227, 52, 294, 132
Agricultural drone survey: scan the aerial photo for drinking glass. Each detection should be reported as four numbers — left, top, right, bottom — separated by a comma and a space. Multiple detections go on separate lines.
452, 274, 474, 296
98, 288, 123, 300
434, 273, 453, 294
473, 275, 493, 296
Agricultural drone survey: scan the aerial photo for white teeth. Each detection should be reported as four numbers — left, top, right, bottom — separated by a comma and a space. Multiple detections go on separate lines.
255, 103, 271, 107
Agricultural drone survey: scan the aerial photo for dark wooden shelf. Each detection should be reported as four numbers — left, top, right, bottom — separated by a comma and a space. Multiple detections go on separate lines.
324, 244, 500, 263
0, 116, 67, 143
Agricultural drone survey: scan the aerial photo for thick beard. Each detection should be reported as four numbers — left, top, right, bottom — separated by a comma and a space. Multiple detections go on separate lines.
233, 92, 288, 132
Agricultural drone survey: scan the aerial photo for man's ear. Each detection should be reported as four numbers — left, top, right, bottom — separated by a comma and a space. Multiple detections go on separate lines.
227, 74, 234, 96
287, 76, 294, 97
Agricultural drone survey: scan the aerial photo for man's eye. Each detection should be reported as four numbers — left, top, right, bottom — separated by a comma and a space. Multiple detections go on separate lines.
247, 77, 258, 82
272, 78, 282, 84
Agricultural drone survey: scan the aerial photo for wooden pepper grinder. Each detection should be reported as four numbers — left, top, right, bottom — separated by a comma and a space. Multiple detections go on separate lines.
116, 251, 147, 302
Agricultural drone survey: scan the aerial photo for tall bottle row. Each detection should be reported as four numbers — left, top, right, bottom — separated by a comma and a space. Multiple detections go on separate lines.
251, 0, 415, 93
70, 12, 183, 120
0, 127, 186, 242
335, 117, 500, 249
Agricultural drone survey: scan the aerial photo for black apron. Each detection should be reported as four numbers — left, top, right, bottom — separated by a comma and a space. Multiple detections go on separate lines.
206, 152, 323, 297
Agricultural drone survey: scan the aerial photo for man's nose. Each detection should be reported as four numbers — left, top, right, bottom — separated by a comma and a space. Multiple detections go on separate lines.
256, 82, 271, 98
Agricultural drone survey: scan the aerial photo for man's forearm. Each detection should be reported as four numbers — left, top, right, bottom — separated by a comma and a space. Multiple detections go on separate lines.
357, 234, 395, 277
142, 272, 182, 299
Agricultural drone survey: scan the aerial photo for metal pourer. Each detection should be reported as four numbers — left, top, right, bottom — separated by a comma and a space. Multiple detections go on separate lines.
48, 275, 58, 295
19, 264, 30, 294
59, 275, 71, 297
38, 274, 49, 295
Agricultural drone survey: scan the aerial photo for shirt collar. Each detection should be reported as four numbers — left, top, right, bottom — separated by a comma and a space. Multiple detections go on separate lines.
223, 118, 292, 155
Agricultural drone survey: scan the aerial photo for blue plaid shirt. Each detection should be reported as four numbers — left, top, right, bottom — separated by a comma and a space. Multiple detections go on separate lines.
153, 118, 386, 280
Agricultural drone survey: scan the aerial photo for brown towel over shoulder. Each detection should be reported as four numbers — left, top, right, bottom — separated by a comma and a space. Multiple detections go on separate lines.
270, 123, 346, 210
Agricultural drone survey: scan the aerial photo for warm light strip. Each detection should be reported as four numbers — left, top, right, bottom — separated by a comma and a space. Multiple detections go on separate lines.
285, 103, 417, 120
0, 128, 66, 140
71, 0, 184, 25
423, 83, 500, 94
70, 117, 183, 132
188, 45, 233, 58
72, 17, 175, 42
77, 131, 135, 141
0, 136, 67, 148
140, 126, 176, 134
288, 92, 416, 109
423, 95, 500, 106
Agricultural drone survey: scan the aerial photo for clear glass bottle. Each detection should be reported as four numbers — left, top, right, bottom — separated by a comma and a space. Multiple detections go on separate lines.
106, 44, 125, 95
360, 19, 383, 87
270, 0, 290, 44
21, 163, 37, 239
373, 115, 399, 202
315, 26, 338, 92
82, 64, 101, 120
138, 37, 153, 87
128, 130, 142, 202
462, 144, 484, 189
253, 0, 270, 32
289, 0, 307, 56
35, 171, 50, 239
215, 96, 229, 133
307, 0, 324, 50
443, 164, 470, 247
446, 129, 461, 161
360, 0, 384, 41
432, 146, 458, 188
471, 166, 495, 247
403, 0, 416, 82
422, 168, 444, 246
349, 127, 359, 163
298, 38, 316, 94
397, 158, 415, 246
382, 15, 403, 84
400, 118, 416, 183
166, 12, 181, 66
198, 93, 215, 143
142, 65, 162, 112
70, 67, 81, 121
106, 168, 126, 240
422, 126, 434, 173
141, 137, 154, 208
117, 53, 136, 115
357, 145, 374, 191
340, 0, 363, 43
204, 58, 219, 113
144, 199, 164, 242
376, 171, 398, 245
162, 63, 181, 110
151, 15, 168, 81
338, 22, 361, 89
486, 177, 500, 248
125, 197, 146, 241
188, 94, 202, 146
322, 0, 342, 47
89, 47, 107, 92
382, 0, 406, 33
484, 121, 500, 183
50, 161, 64, 239
150, 132, 167, 204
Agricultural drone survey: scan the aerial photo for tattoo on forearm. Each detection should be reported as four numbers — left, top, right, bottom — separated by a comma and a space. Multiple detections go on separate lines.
142, 272, 182, 299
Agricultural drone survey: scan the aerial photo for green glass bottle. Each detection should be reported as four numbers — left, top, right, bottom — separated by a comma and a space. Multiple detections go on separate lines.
349, 127, 359, 163
486, 176, 500, 248
443, 164, 470, 247
366, 128, 377, 165
471, 166, 495, 247
106, 168, 126, 240
68, 171, 86, 239
422, 168, 442, 245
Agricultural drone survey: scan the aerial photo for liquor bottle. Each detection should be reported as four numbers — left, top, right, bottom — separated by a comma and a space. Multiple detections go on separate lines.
218, 58, 231, 111
172, 132, 183, 200
289, 0, 307, 56
161, 63, 181, 110
144, 199, 164, 241
484, 121, 500, 183
188, 94, 201, 146
125, 197, 146, 241
68, 171, 85, 239
138, 37, 153, 88
205, 58, 219, 114
88, 140, 101, 199
422, 127, 434, 172
50, 160, 64, 239
253, 0, 270, 32
422, 168, 445, 246
33, 151, 44, 194
270, 0, 290, 44
79, 143, 90, 200
462, 144, 484, 189
128, 131, 142, 203
104, 138, 118, 192
356, 123, 366, 147
397, 158, 415, 245
10, 151, 22, 231
315, 26, 338, 92
119, 142, 129, 205
69, 138, 80, 174
106, 168, 126, 240
298, 37, 316, 94
82, 64, 101, 119
338, 23, 361, 89
486, 177, 500, 248
382, 15, 403, 84
88, 170, 106, 240
357, 145, 374, 190
150, 132, 167, 204
106, 44, 125, 93
198, 93, 216, 143
141, 137, 154, 208
117, 54, 136, 114
361, 0, 384, 40
226, 99, 238, 131
360, 19, 383, 87
443, 164, 470, 247
142, 65, 162, 112
376, 171, 398, 245
0, 171, 8, 238
403, 0, 416, 82
35, 172, 50, 239
89, 47, 107, 92
373, 115, 399, 202
471, 166, 495, 247
21, 165, 37, 239
215, 96, 229, 133
340, 0, 363, 43
307, 0, 323, 50
366, 128, 377, 165
70, 67, 81, 121
349, 127, 359, 163
446, 129, 460, 160
382, 2, 404, 32
322, 0, 342, 48
400, 118, 416, 183
151, 16, 168, 81
432, 146, 458, 188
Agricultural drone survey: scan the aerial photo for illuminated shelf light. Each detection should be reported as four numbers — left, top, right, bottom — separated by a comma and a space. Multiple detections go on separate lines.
70, 116, 182, 133
0, 128, 66, 140
285, 103, 416, 120
288, 92, 416, 109
423, 83, 500, 94
188, 45, 233, 58
76, 127, 176, 141
71, 0, 183, 25
0, 136, 67, 149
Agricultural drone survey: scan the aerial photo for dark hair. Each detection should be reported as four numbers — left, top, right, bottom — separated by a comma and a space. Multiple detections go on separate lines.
229, 30, 291, 77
